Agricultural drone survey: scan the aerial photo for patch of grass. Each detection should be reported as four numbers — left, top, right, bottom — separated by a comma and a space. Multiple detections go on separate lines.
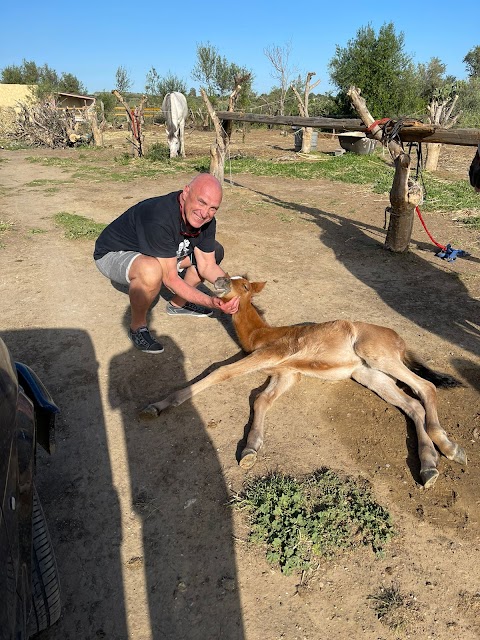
26, 156, 77, 168
456, 214, 480, 229
0, 220, 14, 233
233, 468, 395, 575
53, 212, 106, 239
29, 228, 47, 234
368, 582, 420, 632
144, 142, 171, 161
0, 140, 31, 150
114, 152, 132, 165
223, 152, 480, 213
25, 178, 71, 188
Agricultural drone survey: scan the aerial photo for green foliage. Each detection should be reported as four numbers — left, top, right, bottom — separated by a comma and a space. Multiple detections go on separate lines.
115, 66, 132, 93
192, 41, 253, 98
144, 142, 171, 161
95, 91, 117, 119
0, 58, 88, 98
457, 215, 480, 230
145, 68, 187, 102
328, 23, 421, 118
53, 212, 106, 239
463, 45, 480, 78
222, 152, 479, 213
0, 220, 14, 233
234, 469, 395, 575
456, 77, 480, 127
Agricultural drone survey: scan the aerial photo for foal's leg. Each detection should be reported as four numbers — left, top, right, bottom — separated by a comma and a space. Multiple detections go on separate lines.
369, 359, 466, 467
139, 348, 290, 419
240, 371, 300, 470
352, 366, 441, 487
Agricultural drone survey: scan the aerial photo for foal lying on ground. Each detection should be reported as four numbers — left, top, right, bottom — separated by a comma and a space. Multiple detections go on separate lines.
140, 276, 466, 488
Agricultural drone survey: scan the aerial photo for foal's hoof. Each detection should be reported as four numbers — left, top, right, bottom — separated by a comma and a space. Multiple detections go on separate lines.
421, 467, 439, 489
138, 404, 160, 420
450, 444, 467, 466
239, 449, 258, 470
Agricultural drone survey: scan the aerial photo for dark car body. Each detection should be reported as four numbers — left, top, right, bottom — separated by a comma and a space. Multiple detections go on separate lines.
0, 337, 61, 639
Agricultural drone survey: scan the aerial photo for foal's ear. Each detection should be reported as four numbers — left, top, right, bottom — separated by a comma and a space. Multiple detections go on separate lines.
251, 281, 266, 295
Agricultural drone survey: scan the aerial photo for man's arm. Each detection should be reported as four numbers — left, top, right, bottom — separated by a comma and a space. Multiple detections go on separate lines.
193, 246, 227, 284
158, 255, 238, 314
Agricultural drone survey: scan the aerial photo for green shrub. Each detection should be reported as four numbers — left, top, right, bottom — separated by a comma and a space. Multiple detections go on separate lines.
145, 142, 171, 162
234, 468, 395, 575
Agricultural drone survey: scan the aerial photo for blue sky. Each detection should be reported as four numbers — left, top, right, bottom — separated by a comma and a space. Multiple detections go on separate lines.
1, 1, 478, 97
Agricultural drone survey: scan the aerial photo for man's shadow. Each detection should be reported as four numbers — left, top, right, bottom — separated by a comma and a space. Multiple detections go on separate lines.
108, 319, 245, 639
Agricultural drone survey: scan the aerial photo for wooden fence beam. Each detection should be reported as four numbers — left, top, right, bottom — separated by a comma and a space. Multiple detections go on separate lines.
216, 111, 480, 147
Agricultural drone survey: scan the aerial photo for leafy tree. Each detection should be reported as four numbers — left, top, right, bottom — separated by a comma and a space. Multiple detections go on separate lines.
416, 57, 456, 101
328, 23, 418, 118
456, 77, 480, 127
0, 59, 87, 98
463, 46, 480, 78
192, 42, 252, 98
145, 68, 186, 104
115, 65, 132, 93
94, 91, 117, 119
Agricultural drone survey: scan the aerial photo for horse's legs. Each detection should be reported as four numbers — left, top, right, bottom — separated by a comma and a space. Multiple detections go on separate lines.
352, 366, 441, 487
179, 119, 186, 158
240, 371, 300, 470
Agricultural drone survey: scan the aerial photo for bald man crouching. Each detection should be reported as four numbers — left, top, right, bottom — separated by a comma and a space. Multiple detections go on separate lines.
94, 173, 239, 353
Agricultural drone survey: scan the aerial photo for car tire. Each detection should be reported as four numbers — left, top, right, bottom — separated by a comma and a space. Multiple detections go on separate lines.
28, 485, 61, 636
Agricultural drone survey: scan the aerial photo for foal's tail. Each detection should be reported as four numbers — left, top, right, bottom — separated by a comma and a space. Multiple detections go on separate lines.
405, 352, 463, 388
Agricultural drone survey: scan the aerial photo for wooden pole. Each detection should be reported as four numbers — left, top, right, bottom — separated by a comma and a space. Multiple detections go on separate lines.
347, 86, 420, 253
215, 111, 480, 147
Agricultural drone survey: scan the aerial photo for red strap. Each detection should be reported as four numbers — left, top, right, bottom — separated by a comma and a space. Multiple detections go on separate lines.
415, 206, 446, 250
366, 117, 391, 133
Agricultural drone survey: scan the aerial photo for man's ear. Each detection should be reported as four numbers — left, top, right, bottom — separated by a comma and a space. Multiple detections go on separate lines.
251, 282, 266, 295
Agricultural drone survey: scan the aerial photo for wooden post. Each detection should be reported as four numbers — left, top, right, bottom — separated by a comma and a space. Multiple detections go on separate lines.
347, 86, 421, 253
385, 154, 423, 252
112, 90, 147, 157
201, 76, 250, 183
291, 72, 321, 153
85, 108, 103, 147
201, 88, 226, 182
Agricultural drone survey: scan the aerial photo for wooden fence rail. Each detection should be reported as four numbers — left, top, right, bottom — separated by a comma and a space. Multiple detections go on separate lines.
215, 111, 480, 147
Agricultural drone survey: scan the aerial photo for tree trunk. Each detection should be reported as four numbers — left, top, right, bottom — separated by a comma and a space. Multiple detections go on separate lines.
291, 73, 320, 153
112, 90, 146, 157
424, 142, 442, 171
200, 88, 226, 182
85, 108, 103, 147
385, 153, 423, 252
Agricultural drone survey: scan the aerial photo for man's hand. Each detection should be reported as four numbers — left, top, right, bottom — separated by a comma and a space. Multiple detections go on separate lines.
211, 296, 239, 315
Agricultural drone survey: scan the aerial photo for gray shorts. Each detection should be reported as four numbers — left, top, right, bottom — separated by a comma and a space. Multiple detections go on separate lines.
95, 251, 141, 285
95, 242, 223, 285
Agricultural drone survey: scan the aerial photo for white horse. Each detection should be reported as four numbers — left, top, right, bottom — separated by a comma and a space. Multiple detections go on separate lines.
161, 92, 188, 158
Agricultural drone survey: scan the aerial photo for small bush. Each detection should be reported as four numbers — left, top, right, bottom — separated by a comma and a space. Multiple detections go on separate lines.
145, 142, 170, 162
233, 468, 395, 575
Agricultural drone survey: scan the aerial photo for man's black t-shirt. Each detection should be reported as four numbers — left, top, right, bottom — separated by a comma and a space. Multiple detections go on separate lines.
93, 191, 216, 261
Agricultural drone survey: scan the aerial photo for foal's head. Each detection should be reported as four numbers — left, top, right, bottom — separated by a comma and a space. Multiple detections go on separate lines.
214, 275, 266, 302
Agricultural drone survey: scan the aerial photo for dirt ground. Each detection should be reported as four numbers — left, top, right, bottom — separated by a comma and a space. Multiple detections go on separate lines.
1, 126, 479, 640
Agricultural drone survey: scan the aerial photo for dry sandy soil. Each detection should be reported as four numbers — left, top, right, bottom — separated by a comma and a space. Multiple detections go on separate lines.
1, 127, 479, 640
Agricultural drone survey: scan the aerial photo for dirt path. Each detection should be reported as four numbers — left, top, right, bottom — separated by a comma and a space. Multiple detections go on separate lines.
1, 129, 479, 640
